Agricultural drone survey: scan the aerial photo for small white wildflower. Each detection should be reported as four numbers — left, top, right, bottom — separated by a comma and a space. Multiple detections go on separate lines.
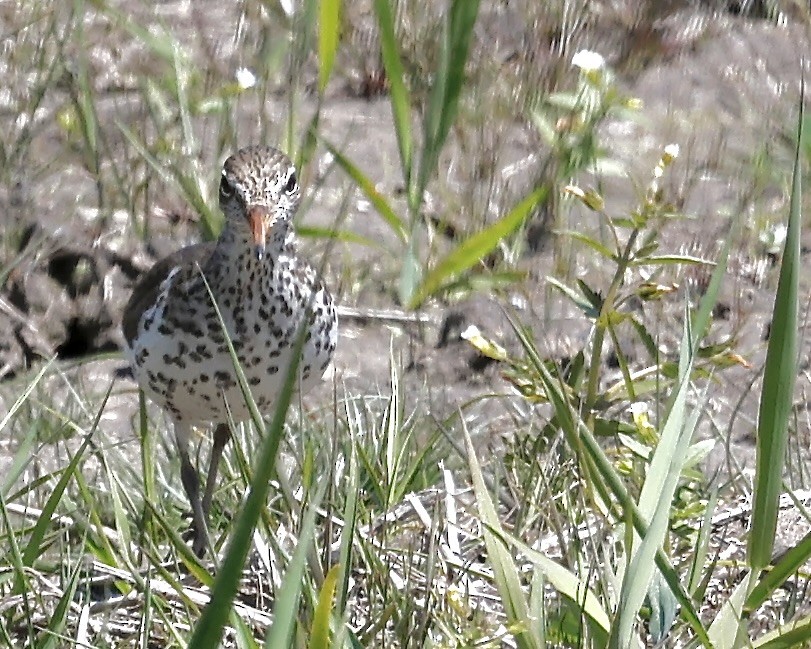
278, 0, 295, 17
460, 325, 481, 341
761, 222, 787, 254
235, 67, 256, 90
628, 402, 648, 418
571, 50, 605, 73
629, 402, 656, 437
461, 325, 507, 361
663, 143, 680, 160
772, 223, 788, 247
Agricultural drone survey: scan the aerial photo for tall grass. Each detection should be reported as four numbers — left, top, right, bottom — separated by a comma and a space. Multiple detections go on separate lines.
1, 1, 810, 647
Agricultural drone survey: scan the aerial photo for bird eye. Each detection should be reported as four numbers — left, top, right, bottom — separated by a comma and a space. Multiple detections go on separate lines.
219, 175, 235, 199
284, 172, 297, 194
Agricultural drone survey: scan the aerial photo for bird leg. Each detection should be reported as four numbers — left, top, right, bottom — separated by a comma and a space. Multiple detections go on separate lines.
175, 424, 209, 558
202, 422, 231, 519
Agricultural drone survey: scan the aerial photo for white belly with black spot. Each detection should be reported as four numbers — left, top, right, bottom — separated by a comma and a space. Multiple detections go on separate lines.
125, 266, 336, 425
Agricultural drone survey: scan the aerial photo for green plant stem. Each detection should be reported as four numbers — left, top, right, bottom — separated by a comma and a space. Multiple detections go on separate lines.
583, 227, 640, 424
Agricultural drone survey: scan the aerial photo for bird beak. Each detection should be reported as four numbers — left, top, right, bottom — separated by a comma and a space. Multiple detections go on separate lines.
247, 205, 269, 260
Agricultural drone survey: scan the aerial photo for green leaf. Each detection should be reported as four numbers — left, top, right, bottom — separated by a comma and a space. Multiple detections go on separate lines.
464, 422, 542, 649
21, 431, 92, 569
322, 139, 407, 242
0, 358, 53, 436
409, 185, 547, 307
630, 254, 713, 267
309, 564, 341, 649
558, 229, 616, 259
263, 489, 325, 648
611, 317, 700, 648
399, 242, 422, 306
746, 525, 811, 613
35, 547, 84, 649
505, 533, 611, 643
335, 442, 359, 615
297, 225, 384, 250
708, 572, 757, 648
751, 614, 811, 648
373, 0, 412, 186
413, 0, 481, 208
504, 310, 712, 646
749, 95, 802, 573
318, 0, 341, 93
547, 275, 598, 318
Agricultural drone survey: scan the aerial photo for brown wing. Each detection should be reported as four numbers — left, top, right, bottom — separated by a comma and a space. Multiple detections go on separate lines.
122, 242, 216, 346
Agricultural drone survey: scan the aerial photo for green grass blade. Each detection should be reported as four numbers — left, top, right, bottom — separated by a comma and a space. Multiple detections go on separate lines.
0, 421, 38, 498
372, 0, 412, 185
141, 496, 212, 585
35, 549, 84, 649
93, 0, 182, 62
414, 0, 480, 208
138, 391, 157, 553
140, 571, 153, 649
310, 563, 341, 649
0, 488, 33, 635
408, 185, 547, 308
0, 358, 54, 435
751, 615, 811, 648
0, 619, 10, 648
748, 96, 802, 572
318, 0, 341, 93
612, 370, 700, 647
687, 488, 718, 599
635, 311, 694, 523
264, 483, 326, 648
464, 420, 541, 649
172, 43, 195, 155
21, 430, 93, 567
690, 226, 732, 348
117, 121, 220, 240
297, 225, 384, 249
708, 571, 756, 648
746, 525, 811, 613
231, 614, 262, 649
505, 532, 611, 642
398, 242, 422, 307
174, 167, 220, 241
336, 434, 360, 615
322, 139, 407, 242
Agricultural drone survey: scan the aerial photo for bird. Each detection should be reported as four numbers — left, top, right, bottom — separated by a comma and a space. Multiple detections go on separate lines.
122, 145, 337, 557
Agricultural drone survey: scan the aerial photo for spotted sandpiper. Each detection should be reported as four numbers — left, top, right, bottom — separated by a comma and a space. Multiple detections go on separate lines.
122, 145, 337, 557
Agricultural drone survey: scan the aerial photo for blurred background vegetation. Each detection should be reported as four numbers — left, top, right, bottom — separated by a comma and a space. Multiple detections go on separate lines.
1, 0, 811, 646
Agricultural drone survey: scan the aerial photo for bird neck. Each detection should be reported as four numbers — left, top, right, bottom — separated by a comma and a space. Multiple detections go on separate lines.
212, 225, 293, 280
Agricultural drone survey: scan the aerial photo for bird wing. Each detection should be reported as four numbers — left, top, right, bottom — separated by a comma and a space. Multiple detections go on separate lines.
122, 242, 216, 346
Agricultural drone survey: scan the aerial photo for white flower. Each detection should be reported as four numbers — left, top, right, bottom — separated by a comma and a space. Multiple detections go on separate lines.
772, 223, 788, 246
235, 67, 256, 90
760, 222, 787, 253
460, 325, 481, 341
571, 50, 605, 73
664, 143, 680, 159
628, 402, 648, 417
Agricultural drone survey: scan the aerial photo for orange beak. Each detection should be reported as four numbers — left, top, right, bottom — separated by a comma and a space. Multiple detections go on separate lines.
247, 205, 268, 260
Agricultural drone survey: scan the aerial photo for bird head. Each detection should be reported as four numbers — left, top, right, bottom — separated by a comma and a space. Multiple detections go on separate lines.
219, 145, 301, 260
